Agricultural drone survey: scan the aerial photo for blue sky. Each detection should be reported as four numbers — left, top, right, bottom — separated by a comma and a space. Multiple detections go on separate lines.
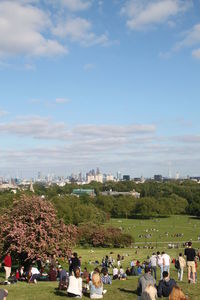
0, 0, 200, 178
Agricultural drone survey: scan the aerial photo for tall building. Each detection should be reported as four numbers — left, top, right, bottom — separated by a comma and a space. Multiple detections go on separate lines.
123, 175, 130, 181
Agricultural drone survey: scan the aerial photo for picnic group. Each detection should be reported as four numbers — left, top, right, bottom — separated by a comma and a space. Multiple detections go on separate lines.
0, 241, 199, 300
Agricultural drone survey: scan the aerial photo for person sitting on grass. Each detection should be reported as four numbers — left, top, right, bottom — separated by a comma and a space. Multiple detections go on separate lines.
157, 271, 176, 298
169, 286, 189, 300
0, 289, 8, 300
112, 266, 119, 280
101, 268, 112, 284
27, 265, 41, 283
89, 272, 107, 299
137, 266, 156, 300
67, 267, 82, 298
58, 266, 68, 290
126, 267, 131, 276
48, 265, 57, 281
141, 284, 157, 300
119, 266, 127, 280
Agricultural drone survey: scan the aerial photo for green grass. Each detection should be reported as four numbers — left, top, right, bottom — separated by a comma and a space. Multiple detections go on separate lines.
106, 215, 200, 246
1, 215, 200, 299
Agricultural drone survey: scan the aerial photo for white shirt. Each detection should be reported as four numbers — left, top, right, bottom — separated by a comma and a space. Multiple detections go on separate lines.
31, 267, 40, 275
67, 275, 82, 297
157, 255, 163, 266
162, 254, 170, 266
113, 268, 119, 276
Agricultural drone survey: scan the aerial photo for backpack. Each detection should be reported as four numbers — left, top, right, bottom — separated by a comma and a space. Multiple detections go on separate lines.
175, 259, 180, 269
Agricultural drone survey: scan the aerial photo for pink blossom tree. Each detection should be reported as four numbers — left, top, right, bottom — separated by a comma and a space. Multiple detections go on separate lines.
0, 195, 77, 261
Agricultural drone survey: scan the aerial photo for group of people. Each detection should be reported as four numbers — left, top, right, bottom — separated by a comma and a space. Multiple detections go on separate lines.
0, 242, 198, 300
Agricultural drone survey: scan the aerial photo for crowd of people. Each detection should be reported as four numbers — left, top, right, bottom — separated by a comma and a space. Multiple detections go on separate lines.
0, 241, 198, 299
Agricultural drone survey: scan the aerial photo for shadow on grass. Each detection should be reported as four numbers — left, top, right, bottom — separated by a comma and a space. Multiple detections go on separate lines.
128, 215, 169, 220
118, 288, 137, 295
54, 290, 90, 298
188, 216, 200, 220
54, 290, 66, 297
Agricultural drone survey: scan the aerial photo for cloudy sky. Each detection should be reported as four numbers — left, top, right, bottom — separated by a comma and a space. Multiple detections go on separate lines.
0, 0, 200, 178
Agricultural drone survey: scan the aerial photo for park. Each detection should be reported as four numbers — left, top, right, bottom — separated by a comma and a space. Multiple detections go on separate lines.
1, 213, 200, 300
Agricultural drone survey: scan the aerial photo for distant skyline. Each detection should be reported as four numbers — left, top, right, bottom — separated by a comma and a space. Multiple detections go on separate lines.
1, 0, 200, 177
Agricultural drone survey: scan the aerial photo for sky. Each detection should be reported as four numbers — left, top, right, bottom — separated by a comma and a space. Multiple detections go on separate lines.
0, 0, 200, 178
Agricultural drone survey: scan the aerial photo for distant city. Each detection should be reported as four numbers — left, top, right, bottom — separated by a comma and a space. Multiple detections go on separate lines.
1, 168, 200, 192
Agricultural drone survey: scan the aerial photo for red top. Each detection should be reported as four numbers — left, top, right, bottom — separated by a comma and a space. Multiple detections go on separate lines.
4, 255, 12, 267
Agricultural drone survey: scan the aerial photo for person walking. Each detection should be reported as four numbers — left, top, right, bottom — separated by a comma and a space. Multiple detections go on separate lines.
157, 252, 163, 280
178, 253, 186, 282
150, 253, 157, 280
162, 252, 170, 273
184, 241, 196, 283
3, 252, 12, 283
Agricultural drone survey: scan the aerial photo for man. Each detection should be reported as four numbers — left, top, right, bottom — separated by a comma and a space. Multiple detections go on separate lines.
162, 251, 171, 273
150, 253, 157, 280
184, 241, 196, 283
3, 252, 12, 283
157, 271, 176, 298
137, 266, 155, 300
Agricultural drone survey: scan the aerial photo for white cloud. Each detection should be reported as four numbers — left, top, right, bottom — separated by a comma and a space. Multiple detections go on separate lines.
0, 109, 8, 117
121, 0, 191, 30
52, 17, 109, 47
171, 23, 200, 59
0, 1, 67, 57
192, 48, 200, 59
84, 63, 95, 70
55, 98, 70, 104
61, 0, 91, 11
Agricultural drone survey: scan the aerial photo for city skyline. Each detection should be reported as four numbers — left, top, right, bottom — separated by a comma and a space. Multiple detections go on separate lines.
1, 0, 200, 177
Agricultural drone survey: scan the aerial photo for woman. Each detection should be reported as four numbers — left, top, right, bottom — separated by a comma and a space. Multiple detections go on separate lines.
89, 272, 106, 299
169, 286, 188, 300
67, 267, 82, 298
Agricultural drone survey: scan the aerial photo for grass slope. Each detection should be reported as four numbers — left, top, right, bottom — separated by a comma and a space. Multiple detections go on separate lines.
1, 215, 200, 299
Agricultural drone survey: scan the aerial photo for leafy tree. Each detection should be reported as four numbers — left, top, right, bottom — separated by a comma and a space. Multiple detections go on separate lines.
0, 195, 77, 261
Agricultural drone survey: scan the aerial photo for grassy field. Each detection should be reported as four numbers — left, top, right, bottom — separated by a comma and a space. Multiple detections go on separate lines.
1, 215, 200, 299
106, 215, 200, 246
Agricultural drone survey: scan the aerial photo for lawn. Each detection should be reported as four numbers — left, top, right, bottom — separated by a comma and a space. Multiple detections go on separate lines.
1, 215, 200, 299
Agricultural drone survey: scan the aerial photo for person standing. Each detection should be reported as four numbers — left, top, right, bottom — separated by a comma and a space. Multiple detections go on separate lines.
150, 253, 157, 280
3, 252, 12, 283
162, 251, 171, 273
178, 253, 186, 281
184, 241, 196, 283
157, 251, 163, 280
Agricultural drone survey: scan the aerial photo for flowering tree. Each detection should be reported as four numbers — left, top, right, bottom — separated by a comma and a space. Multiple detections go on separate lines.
0, 195, 77, 261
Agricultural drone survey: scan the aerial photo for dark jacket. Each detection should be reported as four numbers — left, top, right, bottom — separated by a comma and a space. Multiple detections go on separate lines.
157, 278, 176, 297
137, 273, 156, 296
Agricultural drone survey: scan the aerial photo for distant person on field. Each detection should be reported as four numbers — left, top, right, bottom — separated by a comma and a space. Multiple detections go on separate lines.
184, 241, 196, 283
137, 266, 156, 300
178, 253, 186, 282
169, 286, 188, 300
0, 289, 8, 300
141, 284, 157, 300
3, 252, 12, 283
157, 271, 176, 298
